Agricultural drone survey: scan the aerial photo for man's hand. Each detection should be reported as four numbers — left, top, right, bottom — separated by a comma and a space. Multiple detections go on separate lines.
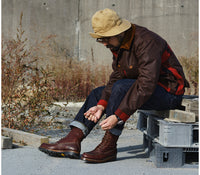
84, 105, 104, 123
99, 115, 118, 130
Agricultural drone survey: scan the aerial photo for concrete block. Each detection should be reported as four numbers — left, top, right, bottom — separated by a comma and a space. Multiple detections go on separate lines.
2, 128, 49, 147
2, 136, 12, 149
181, 98, 199, 120
165, 110, 196, 123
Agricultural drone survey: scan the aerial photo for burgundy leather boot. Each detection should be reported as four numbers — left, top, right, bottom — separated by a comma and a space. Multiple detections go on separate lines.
81, 131, 119, 163
39, 127, 84, 159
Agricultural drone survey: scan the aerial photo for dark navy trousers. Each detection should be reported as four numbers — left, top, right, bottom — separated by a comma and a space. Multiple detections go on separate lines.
70, 79, 183, 136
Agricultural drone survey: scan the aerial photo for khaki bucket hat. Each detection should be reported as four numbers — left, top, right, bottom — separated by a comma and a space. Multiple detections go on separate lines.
90, 8, 131, 38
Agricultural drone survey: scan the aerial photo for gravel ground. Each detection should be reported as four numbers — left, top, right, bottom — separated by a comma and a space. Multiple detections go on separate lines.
32, 102, 139, 138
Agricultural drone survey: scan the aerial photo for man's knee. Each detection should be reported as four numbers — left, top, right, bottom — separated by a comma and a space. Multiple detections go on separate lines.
112, 79, 135, 94
90, 86, 105, 98
112, 81, 124, 92
111, 80, 130, 96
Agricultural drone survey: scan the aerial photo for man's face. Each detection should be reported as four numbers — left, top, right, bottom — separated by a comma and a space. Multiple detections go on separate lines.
96, 33, 125, 51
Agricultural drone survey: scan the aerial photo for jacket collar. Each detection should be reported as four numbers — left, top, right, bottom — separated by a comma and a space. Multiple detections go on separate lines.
120, 24, 135, 50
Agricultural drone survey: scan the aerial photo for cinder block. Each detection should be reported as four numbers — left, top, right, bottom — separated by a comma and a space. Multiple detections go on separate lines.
2, 128, 49, 147
2, 136, 12, 149
181, 97, 199, 121
165, 109, 196, 123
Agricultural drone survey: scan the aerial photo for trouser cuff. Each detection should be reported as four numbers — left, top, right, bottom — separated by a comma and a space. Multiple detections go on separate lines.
109, 127, 123, 136
70, 120, 89, 136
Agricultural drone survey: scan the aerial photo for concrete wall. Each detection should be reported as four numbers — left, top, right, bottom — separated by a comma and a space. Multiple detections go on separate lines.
2, 0, 198, 65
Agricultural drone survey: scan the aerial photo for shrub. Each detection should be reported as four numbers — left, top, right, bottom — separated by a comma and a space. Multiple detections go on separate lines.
179, 55, 199, 95
1, 12, 112, 131
1, 12, 55, 131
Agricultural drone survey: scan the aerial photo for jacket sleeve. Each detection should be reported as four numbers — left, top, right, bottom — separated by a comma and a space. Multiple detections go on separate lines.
115, 38, 165, 122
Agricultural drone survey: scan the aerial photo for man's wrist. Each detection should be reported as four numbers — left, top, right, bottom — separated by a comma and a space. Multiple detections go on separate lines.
115, 115, 124, 125
97, 105, 105, 111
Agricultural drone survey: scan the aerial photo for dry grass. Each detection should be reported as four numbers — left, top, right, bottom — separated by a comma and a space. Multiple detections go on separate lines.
179, 55, 199, 95
50, 58, 111, 102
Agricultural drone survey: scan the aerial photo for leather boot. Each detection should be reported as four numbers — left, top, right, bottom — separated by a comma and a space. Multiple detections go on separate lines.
81, 130, 119, 163
39, 127, 84, 159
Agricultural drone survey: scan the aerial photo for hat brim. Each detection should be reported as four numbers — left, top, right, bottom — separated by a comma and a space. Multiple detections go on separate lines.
89, 19, 131, 38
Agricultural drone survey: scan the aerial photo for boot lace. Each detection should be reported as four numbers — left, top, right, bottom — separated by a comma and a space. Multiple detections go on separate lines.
95, 131, 113, 151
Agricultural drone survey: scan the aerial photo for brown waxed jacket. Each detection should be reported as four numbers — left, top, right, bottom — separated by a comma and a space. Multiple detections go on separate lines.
97, 24, 189, 122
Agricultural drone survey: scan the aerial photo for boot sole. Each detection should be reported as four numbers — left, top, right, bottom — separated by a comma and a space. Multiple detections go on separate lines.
39, 147, 80, 159
81, 155, 116, 163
